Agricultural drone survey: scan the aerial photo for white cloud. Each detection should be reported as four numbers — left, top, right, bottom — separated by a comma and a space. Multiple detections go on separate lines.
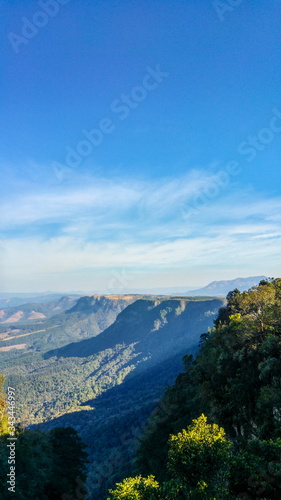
1, 170, 281, 291
0, 170, 232, 230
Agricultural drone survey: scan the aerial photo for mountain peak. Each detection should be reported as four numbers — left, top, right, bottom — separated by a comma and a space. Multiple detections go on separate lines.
186, 276, 267, 296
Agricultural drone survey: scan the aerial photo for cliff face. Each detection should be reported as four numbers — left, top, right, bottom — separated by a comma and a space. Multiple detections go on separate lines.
45, 297, 224, 363
67, 294, 137, 314
0, 295, 139, 354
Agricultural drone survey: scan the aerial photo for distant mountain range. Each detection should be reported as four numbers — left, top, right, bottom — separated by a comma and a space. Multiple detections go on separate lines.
185, 275, 267, 297
0, 276, 267, 319
0, 293, 81, 309
0, 295, 139, 351
0, 295, 79, 324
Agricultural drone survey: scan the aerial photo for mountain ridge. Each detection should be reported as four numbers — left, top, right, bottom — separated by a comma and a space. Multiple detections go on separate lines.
185, 275, 267, 296
44, 297, 223, 363
0, 295, 80, 324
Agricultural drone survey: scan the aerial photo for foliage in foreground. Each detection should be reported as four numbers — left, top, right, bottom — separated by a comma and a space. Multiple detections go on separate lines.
107, 414, 233, 499
0, 373, 88, 500
108, 416, 281, 499
0, 426, 89, 500
109, 278, 281, 499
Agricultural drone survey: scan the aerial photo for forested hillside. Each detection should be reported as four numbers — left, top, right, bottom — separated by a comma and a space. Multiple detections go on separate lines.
109, 278, 281, 499
45, 297, 222, 362
0, 295, 79, 324
0, 374, 88, 500
0, 294, 138, 357
1, 295, 223, 499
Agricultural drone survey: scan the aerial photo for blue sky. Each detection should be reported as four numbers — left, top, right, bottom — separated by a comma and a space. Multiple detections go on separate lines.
1, 0, 281, 292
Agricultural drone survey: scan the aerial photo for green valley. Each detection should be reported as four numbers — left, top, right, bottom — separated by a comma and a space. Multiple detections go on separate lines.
2, 279, 281, 498
1, 294, 223, 499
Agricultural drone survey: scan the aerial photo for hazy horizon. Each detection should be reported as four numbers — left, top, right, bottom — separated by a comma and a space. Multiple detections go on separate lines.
0, 274, 269, 295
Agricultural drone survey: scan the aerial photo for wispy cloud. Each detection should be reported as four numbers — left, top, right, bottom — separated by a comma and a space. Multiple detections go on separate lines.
1, 168, 280, 291
2, 226, 280, 275
0, 169, 242, 231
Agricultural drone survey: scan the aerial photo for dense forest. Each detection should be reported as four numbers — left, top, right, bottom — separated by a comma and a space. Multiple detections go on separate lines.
0, 296, 222, 499
108, 278, 281, 499
0, 376, 88, 499
1, 279, 281, 498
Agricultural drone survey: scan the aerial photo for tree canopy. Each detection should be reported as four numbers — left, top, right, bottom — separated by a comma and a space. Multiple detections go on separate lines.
0, 372, 89, 500
113, 278, 281, 498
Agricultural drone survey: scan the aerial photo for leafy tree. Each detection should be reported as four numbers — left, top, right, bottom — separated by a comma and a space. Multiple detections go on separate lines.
229, 438, 281, 499
107, 475, 159, 499
47, 427, 88, 499
0, 423, 88, 499
0, 427, 52, 499
197, 278, 281, 442
168, 414, 232, 493
135, 355, 205, 480
108, 415, 233, 499
133, 278, 281, 498
0, 372, 8, 434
